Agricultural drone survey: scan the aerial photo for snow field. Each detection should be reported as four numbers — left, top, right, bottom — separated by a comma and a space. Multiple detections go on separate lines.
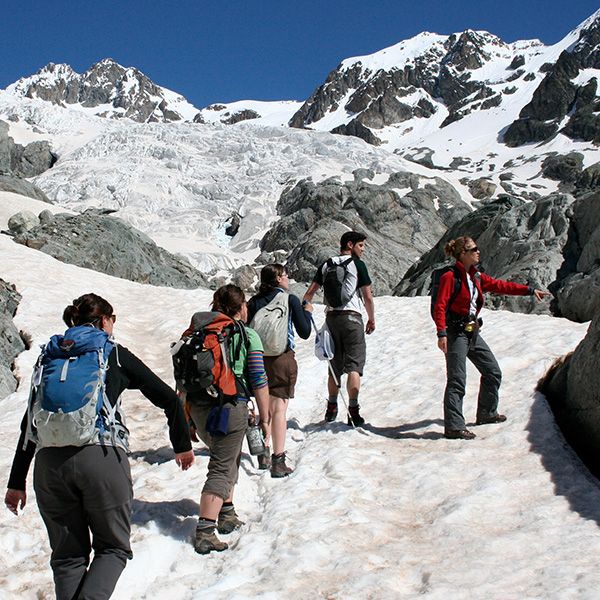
1, 234, 599, 599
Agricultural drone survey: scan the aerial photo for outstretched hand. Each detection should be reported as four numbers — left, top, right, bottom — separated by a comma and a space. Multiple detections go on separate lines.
5, 489, 26, 515
533, 289, 550, 301
175, 450, 195, 471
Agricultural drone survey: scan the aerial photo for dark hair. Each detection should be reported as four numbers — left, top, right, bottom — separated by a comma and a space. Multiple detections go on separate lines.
444, 236, 475, 259
211, 284, 246, 318
340, 231, 367, 252
63, 293, 114, 328
259, 263, 286, 295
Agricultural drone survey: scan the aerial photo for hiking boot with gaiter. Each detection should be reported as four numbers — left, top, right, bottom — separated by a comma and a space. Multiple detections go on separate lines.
347, 405, 365, 427
271, 452, 293, 478
217, 507, 244, 534
324, 401, 338, 422
194, 525, 228, 554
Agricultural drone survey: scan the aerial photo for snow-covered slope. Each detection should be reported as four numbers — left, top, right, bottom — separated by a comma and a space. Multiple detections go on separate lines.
0, 91, 442, 273
0, 206, 598, 599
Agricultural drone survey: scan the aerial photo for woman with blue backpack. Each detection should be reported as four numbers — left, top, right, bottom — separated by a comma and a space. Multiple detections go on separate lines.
248, 264, 313, 477
4, 293, 194, 600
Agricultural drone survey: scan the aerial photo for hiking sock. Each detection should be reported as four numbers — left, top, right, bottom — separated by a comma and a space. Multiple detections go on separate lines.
349, 396, 359, 408
220, 502, 234, 513
328, 395, 338, 404
197, 518, 217, 531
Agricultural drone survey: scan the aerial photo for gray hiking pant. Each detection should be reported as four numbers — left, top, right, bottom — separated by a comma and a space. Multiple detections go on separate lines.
188, 398, 248, 500
34, 445, 133, 600
443, 330, 502, 431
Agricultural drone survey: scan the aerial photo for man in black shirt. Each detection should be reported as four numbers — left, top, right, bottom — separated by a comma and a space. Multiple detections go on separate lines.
303, 231, 375, 426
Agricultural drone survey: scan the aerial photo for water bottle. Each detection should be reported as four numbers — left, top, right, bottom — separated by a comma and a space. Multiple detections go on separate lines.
246, 406, 266, 456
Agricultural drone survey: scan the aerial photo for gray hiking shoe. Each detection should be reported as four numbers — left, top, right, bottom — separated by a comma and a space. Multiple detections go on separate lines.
271, 452, 293, 478
217, 508, 244, 534
194, 527, 228, 554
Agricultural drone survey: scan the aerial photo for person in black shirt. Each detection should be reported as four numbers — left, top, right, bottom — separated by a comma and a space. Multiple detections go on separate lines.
303, 231, 375, 426
4, 293, 193, 600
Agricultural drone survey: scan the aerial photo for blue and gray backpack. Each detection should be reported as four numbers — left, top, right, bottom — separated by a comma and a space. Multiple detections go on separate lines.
24, 325, 124, 449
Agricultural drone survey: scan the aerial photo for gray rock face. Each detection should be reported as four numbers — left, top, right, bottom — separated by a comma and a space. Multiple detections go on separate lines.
505, 15, 600, 146
466, 177, 497, 200
554, 191, 600, 322
394, 196, 523, 297
261, 172, 471, 295
0, 279, 25, 400
9, 60, 193, 123
0, 175, 51, 203
11, 210, 207, 289
222, 110, 260, 125
7, 210, 39, 235
289, 29, 528, 145
395, 189, 600, 320
538, 313, 600, 475
0, 120, 57, 179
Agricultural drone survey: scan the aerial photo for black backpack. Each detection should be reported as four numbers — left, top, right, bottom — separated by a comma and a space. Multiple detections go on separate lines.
429, 265, 461, 319
322, 257, 355, 308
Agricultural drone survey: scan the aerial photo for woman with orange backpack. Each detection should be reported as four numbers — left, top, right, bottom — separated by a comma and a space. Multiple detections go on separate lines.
182, 284, 270, 554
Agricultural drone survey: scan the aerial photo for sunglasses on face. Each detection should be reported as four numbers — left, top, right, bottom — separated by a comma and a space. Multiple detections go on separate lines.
464, 247, 479, 254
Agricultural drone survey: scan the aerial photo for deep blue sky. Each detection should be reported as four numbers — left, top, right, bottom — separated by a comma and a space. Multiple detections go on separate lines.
1, 1, 598, 108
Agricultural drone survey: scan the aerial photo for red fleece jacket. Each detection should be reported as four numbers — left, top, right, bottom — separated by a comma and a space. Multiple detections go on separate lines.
433, 261, 532, 337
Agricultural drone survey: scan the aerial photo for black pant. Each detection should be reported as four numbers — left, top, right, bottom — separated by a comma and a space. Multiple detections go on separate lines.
443, 329, 502, 431
34, 445, 133, 600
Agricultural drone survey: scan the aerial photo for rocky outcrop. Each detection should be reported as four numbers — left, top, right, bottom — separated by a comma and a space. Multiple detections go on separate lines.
0, 175, 51, 203
0, 120, 57, 179
260, 171, 470, 295
7, 60, 195, 123
553, 190, 600, 322
505, 15, 600, 146
289, 29, 541, 146
393, 196, 523, 297
10, 209, 207, 289
538, 313, 600, 475
0, 279, 25, 400
395, 188, 600, 320
222, 110, 260, 125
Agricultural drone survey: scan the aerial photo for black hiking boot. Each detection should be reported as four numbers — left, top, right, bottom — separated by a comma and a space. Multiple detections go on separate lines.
271, 452, 293, 478
324, 401, 338, 422
347, 405, 365, 427
257, 447, 271, 470
217, 507, 244, 534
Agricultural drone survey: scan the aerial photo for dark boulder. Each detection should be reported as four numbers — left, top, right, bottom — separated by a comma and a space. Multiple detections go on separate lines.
0, 279, 26, 400
11, 210, 207, 289
262, 173, 470, 295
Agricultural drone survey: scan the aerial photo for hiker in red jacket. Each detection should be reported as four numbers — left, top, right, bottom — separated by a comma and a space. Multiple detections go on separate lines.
433, 236, 548, 440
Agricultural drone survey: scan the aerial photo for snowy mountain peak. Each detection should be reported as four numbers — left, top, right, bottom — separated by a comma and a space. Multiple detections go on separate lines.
5, 59, 199, 123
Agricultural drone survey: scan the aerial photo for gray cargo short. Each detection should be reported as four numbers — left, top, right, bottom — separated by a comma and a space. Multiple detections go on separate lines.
326, 311, 366, 378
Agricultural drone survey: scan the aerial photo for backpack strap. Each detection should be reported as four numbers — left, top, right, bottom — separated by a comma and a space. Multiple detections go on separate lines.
449, 265, 462, 309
